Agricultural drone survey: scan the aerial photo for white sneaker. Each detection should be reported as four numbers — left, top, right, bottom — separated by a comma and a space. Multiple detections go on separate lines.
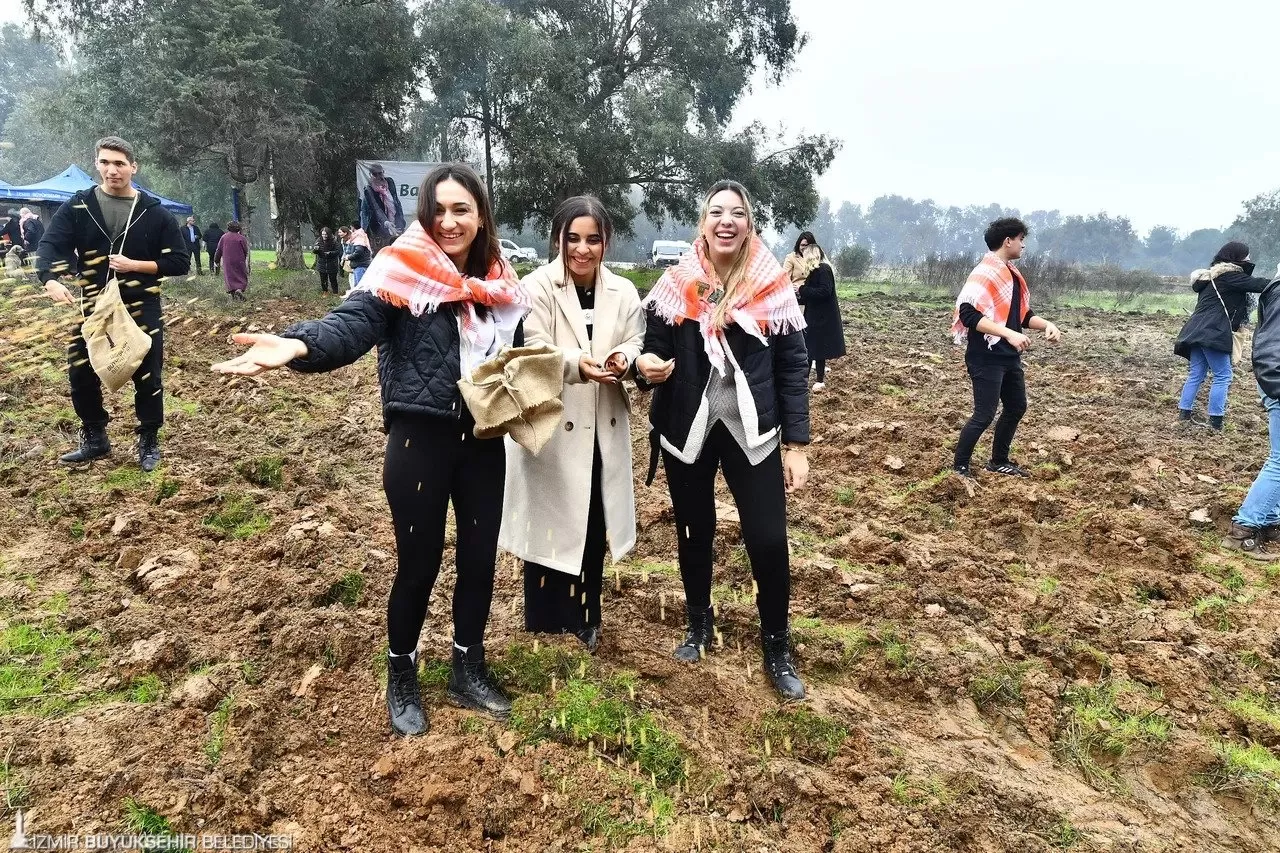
813, 382, 826, 391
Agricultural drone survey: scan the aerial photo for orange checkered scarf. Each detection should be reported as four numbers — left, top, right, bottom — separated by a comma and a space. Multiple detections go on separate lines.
643, 235, 806, 374
950, 252, 1030, 348
355, 220, 529, 346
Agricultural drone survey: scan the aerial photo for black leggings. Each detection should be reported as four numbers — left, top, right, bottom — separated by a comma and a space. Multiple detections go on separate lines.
383, 415, 505, 653
814, 359, 826, 382
523, 442, 606, 633
662, 423, 790, 634
318, 264, 339, 293
954, 360, 1027, 468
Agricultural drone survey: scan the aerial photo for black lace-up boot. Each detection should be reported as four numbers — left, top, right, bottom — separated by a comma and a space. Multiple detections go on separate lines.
448, 643, 512, 719
386, 652, 428, 736
674, 605, 714, 663
59, 425, 112, 464
761, 630, 806, 701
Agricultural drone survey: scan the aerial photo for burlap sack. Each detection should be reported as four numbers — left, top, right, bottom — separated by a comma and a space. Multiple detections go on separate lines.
82, 279, 152, 392
457, 343, 565, 454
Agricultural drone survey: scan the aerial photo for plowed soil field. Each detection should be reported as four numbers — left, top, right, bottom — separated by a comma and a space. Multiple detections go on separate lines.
2, 278, 1278, 852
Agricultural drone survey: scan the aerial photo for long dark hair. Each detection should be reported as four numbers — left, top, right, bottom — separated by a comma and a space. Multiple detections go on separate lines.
793, 231, 817, 255
550, 195, 612, 279
415, 163, 502, 279
1213, 241, 1250, 265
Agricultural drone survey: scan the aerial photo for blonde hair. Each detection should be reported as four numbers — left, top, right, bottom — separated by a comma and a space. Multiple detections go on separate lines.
697, 180, 755, 329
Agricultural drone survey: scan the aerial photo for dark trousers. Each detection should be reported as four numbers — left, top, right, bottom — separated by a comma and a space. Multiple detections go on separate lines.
662, 423, 790, 634
814, 359, 826, 382
69, 294, 164, 431
317, 264, 339, 293
188, 243, 203, 274
523, 442, 606, 633
954, 359, 1028, 468
208, 249, 219, 276
383, 415, 505, 653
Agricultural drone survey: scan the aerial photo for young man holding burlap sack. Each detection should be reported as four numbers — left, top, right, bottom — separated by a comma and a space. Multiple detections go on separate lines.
36, 136, 190, 470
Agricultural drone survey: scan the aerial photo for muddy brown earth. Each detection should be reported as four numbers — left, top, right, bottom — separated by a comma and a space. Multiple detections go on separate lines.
2, 280, 1278, 852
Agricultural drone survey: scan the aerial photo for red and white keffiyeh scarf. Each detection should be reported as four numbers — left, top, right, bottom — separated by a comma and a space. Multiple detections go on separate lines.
950, 252, 1030, 348
355, 220, 529, 354
643, 235, 806, 374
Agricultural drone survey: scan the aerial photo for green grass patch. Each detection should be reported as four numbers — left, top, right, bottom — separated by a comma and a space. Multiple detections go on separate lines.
793, 617, 867, 672
0, 620, 102, 717
1046, 818, 1084, 849
103, 467, 157, 491
155, 475, 180, 501
203, 492, 271, 539
492, 640, 593, 693
875, 625, 922, 674
1036, 577, 1061, 596
620, 558, 678, 579
1225, 691, 1280, 737
1055, 679, 1170, 791
236, 455, 284, 489
204, 693, 235, 766
317, 571, 364, 608
168, 398, 199, 418
510, 677, 686, 786
878, 383, 905, 397
889, 771, 959, 808
121, 798, 191, 850
128, 674, 165, 704
1203, 739, 1280, 806
1190, 593, 1251, 631
2, 758, 30, 810
834, 486, 855, 505
970, 660, 1034, 707
757, 706, 848, 762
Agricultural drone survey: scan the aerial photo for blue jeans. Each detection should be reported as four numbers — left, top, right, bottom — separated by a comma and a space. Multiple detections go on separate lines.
1235, 392, 1280, 529
352, 266, 366, 286
1178, 346, 1233, 416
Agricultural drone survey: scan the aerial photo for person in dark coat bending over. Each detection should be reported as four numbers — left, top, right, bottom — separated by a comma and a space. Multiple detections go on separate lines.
950, 218, 1060, 479
636, 179, 811, 701
1174, 242, 1275, 431
36, 135, 190, 471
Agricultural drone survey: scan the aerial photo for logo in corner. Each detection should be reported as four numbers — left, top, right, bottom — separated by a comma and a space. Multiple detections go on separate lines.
9, 809, 29, 850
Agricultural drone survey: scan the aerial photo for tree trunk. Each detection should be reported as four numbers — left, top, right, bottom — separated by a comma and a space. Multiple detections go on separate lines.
275, 219, 304, 270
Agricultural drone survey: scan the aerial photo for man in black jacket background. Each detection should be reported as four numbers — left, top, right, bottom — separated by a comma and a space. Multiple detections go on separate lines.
182, 216, 204, 275
36, 135, 190, 470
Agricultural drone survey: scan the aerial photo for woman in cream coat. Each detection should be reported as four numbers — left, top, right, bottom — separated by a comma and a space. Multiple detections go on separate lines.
499, 196, 645, 652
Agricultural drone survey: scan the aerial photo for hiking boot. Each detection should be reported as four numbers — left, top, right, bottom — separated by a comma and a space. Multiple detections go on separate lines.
59, 425, 111, 464
674, 605, 714, 663
1222, 522, 1280, 562
761, 630, 806, 701
137, 428, 161, 472
448, 643, 512, 719
1207, 415, 1224, 432
575, 625, 602, 654
985, 459, 1031, 478
1177, 408, 1193, 422
1261, 525, 1280, 546
386, 652, 428, 737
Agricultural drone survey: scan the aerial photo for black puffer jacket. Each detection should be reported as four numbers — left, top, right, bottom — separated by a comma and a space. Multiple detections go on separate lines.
1174, 262, 1272, 358
280, 290, 467, 428
639, 308, 809, 482
1252, 278, 1280, 399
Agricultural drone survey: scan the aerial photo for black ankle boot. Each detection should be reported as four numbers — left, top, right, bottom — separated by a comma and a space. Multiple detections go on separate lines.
1208, 415, 1224, 432
59, 425, 111, 464
761, 630, 806, 701
1177, 409, 1192, 422
448, 643, 511, 719
137, 428, 162, 472
386, 652, 428, 736
674, 605, 714, 663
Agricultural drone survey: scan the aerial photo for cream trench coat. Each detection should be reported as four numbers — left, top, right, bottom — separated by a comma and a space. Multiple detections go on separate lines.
498, 262, 645, 575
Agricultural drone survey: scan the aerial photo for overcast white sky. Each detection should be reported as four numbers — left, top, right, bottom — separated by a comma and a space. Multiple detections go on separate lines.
736, 0, 1280, 235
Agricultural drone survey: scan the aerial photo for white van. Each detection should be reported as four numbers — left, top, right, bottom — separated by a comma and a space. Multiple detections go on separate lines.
651, 240, 692, 267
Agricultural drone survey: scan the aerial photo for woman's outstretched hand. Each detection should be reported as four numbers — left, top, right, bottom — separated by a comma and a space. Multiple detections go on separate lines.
211, 333, 308, 376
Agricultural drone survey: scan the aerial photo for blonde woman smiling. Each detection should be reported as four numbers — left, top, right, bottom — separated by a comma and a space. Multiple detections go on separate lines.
636, 180, 811, 700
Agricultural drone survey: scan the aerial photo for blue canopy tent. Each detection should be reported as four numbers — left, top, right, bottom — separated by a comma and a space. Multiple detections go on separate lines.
0, 165, 194, 214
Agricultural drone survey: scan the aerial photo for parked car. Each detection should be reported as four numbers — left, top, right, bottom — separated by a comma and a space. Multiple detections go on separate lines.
500, 239, 538, 263
651, 240, 692, 267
